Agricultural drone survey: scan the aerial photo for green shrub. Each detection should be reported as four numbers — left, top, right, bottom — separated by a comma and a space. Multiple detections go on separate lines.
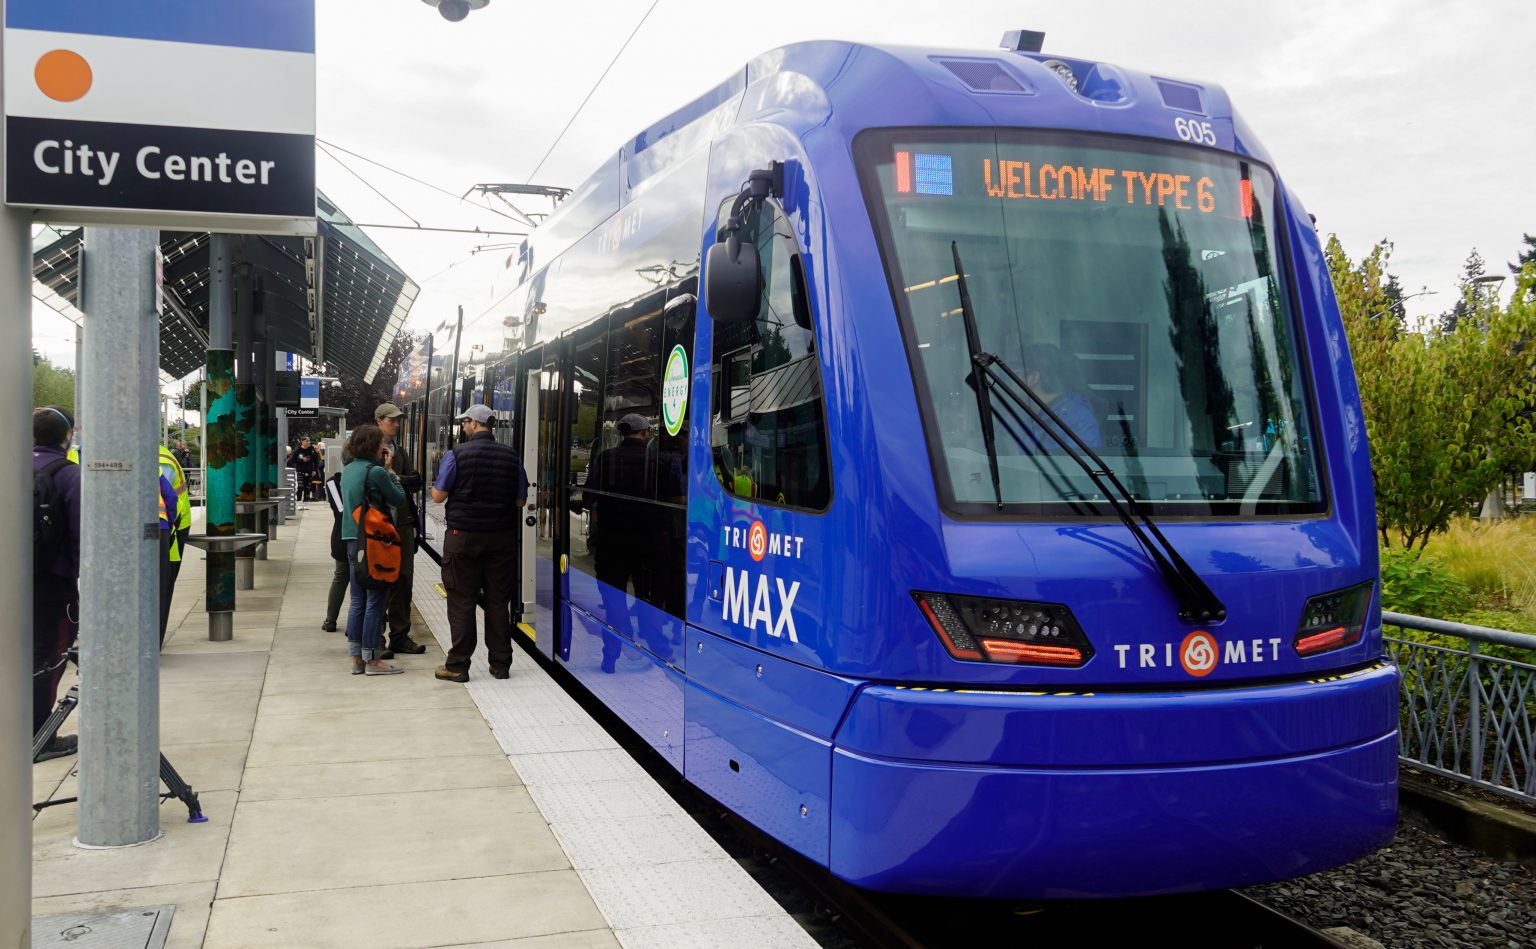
1379, 547, 1473, 618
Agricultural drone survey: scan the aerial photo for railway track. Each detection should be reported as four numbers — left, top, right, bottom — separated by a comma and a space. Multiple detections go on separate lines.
718, 809, 1349, 948
513, 629, 1348, 949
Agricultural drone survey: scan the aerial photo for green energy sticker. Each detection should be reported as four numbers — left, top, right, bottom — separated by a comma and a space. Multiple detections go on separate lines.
662, 344, 689, 436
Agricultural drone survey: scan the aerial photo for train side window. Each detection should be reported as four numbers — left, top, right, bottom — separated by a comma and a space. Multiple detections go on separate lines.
711, 200, 831, 510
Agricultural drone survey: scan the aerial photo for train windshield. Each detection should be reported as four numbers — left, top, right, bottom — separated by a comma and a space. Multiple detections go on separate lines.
857, 129, 1325, 517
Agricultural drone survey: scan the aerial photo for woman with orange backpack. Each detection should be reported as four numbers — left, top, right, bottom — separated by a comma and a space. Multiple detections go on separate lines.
340, 424, 407, 676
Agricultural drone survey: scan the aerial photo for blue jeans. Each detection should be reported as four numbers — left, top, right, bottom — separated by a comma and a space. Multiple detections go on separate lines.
345, 541, 389, 660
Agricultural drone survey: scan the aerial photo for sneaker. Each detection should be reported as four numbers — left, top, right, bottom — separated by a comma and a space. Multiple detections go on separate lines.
388, 634, 427, 655
434, 666, 469, 683
35, 734, 78, 762
364, 660, 404, 676
379, 646, 395, 660
490, 665, 510, 680
351, 657, 364, 675
321, 620, 338, 632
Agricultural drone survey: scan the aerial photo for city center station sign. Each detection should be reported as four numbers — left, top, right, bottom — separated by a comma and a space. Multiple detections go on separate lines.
4, 0, 315, 233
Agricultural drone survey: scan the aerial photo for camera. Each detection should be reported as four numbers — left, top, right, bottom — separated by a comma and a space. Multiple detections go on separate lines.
423, 0, 488, 22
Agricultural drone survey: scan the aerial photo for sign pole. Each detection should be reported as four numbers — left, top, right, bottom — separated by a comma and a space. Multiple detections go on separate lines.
77, 227, 162, 848
0, 49, 35, 949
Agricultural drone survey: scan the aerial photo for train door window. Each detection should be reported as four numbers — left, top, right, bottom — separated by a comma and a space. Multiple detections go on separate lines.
535, 348, 561, 552
491, 356, 518, 447
658, 282, 695, 493
569, 328, 606, 577
711, 199, 831, 510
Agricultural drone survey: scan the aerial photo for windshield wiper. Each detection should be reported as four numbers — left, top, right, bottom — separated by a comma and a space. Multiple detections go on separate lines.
952, 242, 1004, 509
949, 242, 1227, 624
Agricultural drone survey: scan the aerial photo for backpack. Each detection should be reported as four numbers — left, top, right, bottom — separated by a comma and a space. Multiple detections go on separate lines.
351, 465, 401, 588
33, 457, 71, 570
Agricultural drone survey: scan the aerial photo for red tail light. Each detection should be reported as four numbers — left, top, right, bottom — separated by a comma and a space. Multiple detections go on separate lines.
1293, 581, 1373, 657
914, 592, 1093, 667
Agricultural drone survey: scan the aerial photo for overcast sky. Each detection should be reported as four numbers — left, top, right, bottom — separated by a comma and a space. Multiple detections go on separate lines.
33, 0, 1536, 374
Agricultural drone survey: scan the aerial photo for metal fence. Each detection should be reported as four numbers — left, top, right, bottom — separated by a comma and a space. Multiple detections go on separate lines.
1383, 611, 1536, 805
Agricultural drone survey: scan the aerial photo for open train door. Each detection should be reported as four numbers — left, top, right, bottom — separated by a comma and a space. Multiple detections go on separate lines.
522, 342, 570, 661
514, 352, 539, 641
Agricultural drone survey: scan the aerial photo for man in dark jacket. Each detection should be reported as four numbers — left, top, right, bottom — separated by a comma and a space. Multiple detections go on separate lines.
430, 403, 527, 682
286, 436, 322, 503
374, 402, 426, 657
32, 406, 81, 761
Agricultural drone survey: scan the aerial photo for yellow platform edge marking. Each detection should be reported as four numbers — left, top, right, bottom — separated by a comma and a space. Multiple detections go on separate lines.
518, 622, 537, 641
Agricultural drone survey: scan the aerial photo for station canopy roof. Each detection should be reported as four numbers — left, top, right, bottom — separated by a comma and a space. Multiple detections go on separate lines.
31, 190, 417, 384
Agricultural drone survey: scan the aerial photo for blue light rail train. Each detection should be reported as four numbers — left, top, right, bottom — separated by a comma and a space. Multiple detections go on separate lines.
401, 34, 1398, 898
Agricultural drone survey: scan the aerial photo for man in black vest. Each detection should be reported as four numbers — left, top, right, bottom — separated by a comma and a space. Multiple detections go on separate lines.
430, 403, 527, 682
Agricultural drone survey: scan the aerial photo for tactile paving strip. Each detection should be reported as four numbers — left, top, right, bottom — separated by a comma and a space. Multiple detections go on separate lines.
410, 551, 817, 946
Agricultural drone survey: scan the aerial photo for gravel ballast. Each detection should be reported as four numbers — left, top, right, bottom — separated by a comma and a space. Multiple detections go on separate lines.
1248, 821, 1536, 948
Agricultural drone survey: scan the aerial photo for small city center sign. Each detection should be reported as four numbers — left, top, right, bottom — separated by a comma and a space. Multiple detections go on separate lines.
3, 0, 315, 231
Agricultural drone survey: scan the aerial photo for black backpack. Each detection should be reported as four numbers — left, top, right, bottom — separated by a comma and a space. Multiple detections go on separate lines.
34, 457, 71, 570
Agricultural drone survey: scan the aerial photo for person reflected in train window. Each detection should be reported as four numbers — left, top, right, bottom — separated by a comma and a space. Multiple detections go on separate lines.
1018, 343, 1102, 450
586, 414, 680, 672
430, 404, 528, 683
374, 402, 427, 659
733, 464, 757, 498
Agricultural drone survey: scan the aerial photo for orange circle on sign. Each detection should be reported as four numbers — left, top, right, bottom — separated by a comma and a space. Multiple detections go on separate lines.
35, 50, 93, 102
748, 522, 767, 562
1179, 630, 1218, 677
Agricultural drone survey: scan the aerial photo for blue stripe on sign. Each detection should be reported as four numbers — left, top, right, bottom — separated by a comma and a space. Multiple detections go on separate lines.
7, 0, 315, 54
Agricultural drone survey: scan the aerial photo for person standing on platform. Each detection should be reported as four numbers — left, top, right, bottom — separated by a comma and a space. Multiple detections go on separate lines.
373, 402, 426, 658
320, 468, 349, 633
430, 403, 527, 683
32, 406, 81, 761
158, 443, 191, 639
341, 424, 407, 675
155, 465, 179, 646
172, 439, 192, 471
286, 435, 322, 505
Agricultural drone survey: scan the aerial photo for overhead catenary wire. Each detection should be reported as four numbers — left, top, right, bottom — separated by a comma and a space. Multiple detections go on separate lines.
317, 140, 421, 228
317, 137, 536, 228
523, 0, 663, 186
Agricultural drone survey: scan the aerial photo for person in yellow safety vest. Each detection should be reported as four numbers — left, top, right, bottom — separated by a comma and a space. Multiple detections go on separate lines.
732, 465, 757, 498
159, 444, 192, 556
157, 446, 189, 646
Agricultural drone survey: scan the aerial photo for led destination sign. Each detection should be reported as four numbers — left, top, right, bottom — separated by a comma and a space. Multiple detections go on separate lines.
893, 148, 1252, 217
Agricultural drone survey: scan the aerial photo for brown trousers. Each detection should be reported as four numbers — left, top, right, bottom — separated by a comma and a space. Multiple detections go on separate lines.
441, 528, 516, 674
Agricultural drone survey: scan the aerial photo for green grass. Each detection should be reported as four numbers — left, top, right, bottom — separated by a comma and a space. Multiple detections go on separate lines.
1420, 516, 1536, 624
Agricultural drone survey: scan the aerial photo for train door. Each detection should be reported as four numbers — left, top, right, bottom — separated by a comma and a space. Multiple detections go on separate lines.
528, 342, 569, 660
517, 356, 539, 631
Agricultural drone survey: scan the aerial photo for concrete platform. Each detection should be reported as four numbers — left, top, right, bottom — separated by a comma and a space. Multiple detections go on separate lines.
30, 507, 816, 948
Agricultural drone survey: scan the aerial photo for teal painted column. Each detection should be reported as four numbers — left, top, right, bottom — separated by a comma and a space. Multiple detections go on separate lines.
234, 383, 259, 583
204, 349, 238, 638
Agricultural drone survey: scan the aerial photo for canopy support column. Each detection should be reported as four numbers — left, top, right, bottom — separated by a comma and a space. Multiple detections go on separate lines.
77, 227, 162, 848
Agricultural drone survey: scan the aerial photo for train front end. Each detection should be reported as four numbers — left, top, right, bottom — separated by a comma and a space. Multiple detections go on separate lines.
806, 48, 1398, 898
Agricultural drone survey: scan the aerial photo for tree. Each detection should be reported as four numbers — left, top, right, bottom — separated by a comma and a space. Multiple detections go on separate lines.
32, 351, 75, 414
1436, 248, 1489, 334
1510, 233, 1536, 276
1332, 237, 1536, 549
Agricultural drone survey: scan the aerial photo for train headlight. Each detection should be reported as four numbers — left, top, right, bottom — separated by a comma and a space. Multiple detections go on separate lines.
1293, 581, 1374, 657
914, 592, 1093, 667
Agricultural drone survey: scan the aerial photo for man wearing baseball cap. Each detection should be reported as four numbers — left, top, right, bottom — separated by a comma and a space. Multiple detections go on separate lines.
373, 402, 427, 657
429, 402, 528, 682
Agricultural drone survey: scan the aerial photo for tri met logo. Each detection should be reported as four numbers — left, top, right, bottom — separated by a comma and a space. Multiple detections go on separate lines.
1113, 630, 1285, 677
719, 520, 805, 643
